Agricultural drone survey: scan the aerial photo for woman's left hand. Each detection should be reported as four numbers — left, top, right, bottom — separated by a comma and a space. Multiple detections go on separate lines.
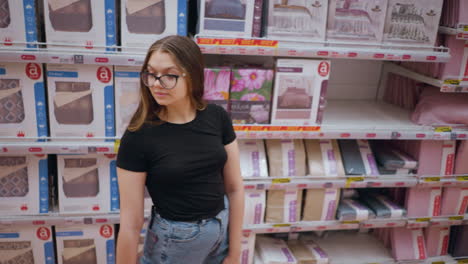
222, 254, 240, 264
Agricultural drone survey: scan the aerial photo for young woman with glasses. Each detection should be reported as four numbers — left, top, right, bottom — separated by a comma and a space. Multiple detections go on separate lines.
116, 36, 244, 264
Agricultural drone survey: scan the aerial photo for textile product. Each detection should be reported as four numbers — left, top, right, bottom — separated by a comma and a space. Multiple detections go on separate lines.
0, 79, 25, 124
266, 190, 302, 223
455, 141, 468, 174
256, 236, 297, 264
305, 140, 345, 177
0, 241, 34, 264
369, 141, 417, 170
405, 187, 441, 218
0, 0, 11, 28
229, 68, 274, 124
205, 0, 245, 19
265, 139, 306, 177
336, 199, 376, 221
338, 140, 378, 176
302, 189, 340, 221
238, 140, 268, 177
62, 239, 97, 264
287, 240, 329, 264
412, 87, 468, 126
425, 226, 449, 257
360, 194, 406, 219
449, 225, 468, 257
126, 0, 165, 34
54, 81, 93, 125
440, 0, 468, 28
391, 228, 427, 261
62, 158, 99, 198
243, 190, 265, 225
203, 68, 231, 111
48, 0, 93, 32
440, 187, 468, 216
438, 35, 468, 81
0, 156, 28, 197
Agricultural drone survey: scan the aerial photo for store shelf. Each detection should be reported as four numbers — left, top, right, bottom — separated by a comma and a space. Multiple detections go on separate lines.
418, 175, 468, 188
440, 24, 468, 40
196, 36, 451, 62
0, 140, 116, 154
0, 213, 122, 227
383, 62, 468, 93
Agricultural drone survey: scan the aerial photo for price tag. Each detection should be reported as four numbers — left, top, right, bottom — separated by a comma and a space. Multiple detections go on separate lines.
432, 261, 445, 264
114, 140, 120, 153
458, 260, 468, 264
456, 176, 468, 181
434, 127, 452, 133
443, 79, 461, 85
415, 218, 431, 222
272, 178, 291, 184
341, 220, 360, 224
345, 177, 364, 188
448, 216, 464, 221
424, 177, 441, 182
272, 223, 291, 228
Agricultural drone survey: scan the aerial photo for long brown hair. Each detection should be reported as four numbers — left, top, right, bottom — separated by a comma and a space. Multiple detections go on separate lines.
127, 36, 206, 131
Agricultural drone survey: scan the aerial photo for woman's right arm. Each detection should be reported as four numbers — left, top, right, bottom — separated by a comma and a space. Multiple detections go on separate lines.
116, 167, 147, 264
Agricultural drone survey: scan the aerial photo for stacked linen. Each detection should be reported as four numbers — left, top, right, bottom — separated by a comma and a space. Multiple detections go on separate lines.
440, 187, 468, 216
265, 139, 307, 177
405, 187, 442, 218
360, 193, 406, 219
369, 141, 417, 175
425, 226, 450, 258
287, 239, 329, 264
241, 232, 256, 264
338, 140, 379, 176
391, 227, 427, 261
305, 139, 345, 177
244, 190, 266, 225
256, 236, 297, 264
265, 189, 302, 223
239, 140, 268, 178
336, 199, 376, 221
302, 188, 340, 221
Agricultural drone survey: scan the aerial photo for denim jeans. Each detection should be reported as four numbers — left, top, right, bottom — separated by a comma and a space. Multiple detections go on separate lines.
140, 201, 229, 264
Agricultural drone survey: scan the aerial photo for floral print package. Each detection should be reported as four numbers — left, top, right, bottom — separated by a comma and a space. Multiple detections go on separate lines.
229, 68, 274, 124
203, 67, 231, 111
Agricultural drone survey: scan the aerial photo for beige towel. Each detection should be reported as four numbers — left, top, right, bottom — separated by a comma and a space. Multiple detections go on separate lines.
305, 140, 345, 177
266, 190, 303, 223
266, 139, 306, 177
49, 0, 82, 11
0, 164, 27, 180
54, 90, 92, 108
0, 87, 21, 101
63, 244, 95, 261
302, 189, 340, 221
63, 165, 99, 183
126, 0, 163, 14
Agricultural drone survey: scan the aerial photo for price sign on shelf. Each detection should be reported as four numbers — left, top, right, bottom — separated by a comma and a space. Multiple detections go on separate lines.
448, 216, 464, 221
345, 177, 364, 188
456, 176, 468, 181
424, 177, 441, 182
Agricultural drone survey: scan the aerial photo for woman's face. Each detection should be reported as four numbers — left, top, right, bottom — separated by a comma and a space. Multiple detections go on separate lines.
145, 51, 189, 107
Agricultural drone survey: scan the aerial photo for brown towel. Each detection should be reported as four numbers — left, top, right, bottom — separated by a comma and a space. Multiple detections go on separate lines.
302, 189, 340, 221
266, 139, 306, 177
305, 139, 345, 177
266, 189, 303, 223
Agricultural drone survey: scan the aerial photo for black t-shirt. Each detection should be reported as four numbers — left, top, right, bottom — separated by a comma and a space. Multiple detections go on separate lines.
116, 104, 236, 221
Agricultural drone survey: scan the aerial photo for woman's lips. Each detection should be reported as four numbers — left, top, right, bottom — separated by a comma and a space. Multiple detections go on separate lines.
154, 92, 169, 97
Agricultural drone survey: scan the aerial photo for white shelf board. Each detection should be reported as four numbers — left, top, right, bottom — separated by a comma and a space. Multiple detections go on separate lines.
439, 24, 468, 40
0, 140, 115, 154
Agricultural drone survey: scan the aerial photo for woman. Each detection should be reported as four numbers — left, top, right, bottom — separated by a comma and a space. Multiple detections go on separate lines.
116, 35, 244, 264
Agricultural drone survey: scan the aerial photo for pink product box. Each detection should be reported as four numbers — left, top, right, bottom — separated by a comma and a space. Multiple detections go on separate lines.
383, 0, 443, 47
0, 0, 40, 48
266, 0, 328, 43
440, 0, 468, 28
438, 35, 468, 82
241, 232, 256, 264
57, 154, 118, 214
391, 227, 427, 261
114, 66, 141, 138
271, 59, 329, 126
43, 0, 117, 51
204, 67, 231, 111
0, 226, 55, 264
55, 224, 115, 264
441, 187, 468, 216
455, 141, 468, 174
405, 187, 441, 218
46, 64, 115, 139
0, 154, 49, 216
327, 0, 388, 44
0, 62, 48, 140
425, 226, 450, 257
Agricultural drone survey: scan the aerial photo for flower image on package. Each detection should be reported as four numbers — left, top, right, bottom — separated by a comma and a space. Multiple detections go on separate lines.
48, 0, 93, 32
230, 68, 273, 124
125, 0, 165, 34
0, 79, 24, 124
203, 67, 231, 110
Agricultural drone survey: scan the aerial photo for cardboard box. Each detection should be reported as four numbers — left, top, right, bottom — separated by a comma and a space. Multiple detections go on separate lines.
0, 62, 48, 139
57, 154, 118, 214
0, 225, 55, 264
114, 66, 141, 138
46, 64, 115, 139
0, 154, 49, 215
43, 0, 117, 50
55, 224, 115, 264
0, 0, 40, 48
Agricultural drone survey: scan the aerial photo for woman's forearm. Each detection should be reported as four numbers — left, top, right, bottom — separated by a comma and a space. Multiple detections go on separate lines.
227, 188, 245, 257
116, 228, 141, 264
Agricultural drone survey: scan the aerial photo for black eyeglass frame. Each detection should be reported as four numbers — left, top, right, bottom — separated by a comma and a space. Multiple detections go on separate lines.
141, 71, 186, 90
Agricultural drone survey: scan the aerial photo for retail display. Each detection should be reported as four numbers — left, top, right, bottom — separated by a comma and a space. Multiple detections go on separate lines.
203, 67, 231, 111
440, 187, 468, 216
437, 35, 468, 82
57, 154, 118, 214
327, 0, 388, 44
440, 0, 468, 28
256, 235, 297, 264
244, 190, 266, 225
425, 226, 450, 257
241, 232, 256, 264
391, 227, 427, 261
405, 187, 441, 218
114, 66, 141, 138
230, 68, 274, 124
238, 139, 269, 178
0, 226, 55, 264
271, 59, 329, 126
0, 155, 48, 215
0, 62, 48, 140
287, 239, 329, 264
449, 225, 468, 258
46, 64, 115, 139
0, 0, 39, 48
338, 140, 379, 176
336, 199, 376, 221
305, 140, 346, 177
360, 193, 406, 219
265, 139, 306, 177
455, 141, 468, 174
369, 140, 417, 172
265, 0, 328, 42
302, 188, 340, 221
55, 224, 115, 264
265, 189, 302, 223
43, 0, 117, 50
121, 0, 187, 51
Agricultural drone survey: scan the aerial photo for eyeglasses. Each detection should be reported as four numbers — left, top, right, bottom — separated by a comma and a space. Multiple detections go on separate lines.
141, 71, 185, 90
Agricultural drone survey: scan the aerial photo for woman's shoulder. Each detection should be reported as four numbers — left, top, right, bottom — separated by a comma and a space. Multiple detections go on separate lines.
204, 103, 228, 116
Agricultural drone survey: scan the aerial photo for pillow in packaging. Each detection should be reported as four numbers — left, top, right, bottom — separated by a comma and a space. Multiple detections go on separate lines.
411, 87, 468, 126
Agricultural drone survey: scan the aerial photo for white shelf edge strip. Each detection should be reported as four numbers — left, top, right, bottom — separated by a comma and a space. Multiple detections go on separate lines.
384, 62, 444, 88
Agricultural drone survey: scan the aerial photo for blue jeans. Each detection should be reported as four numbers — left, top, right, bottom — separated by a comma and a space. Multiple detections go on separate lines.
140, 203, 229, 264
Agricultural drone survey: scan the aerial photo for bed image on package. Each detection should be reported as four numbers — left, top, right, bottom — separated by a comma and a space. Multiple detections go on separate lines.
205, 0, 246, 20
0, 0, 11, 28
0, 156, 28, 197
53, 81, 93, 125
278, 76, 313, 109
329, 0, 377, 38
126, 0, 166, 34
62, 158, 99, 198
0, 79, 25, 124
48, 0, 93, 32
0, 241, 34, 264
270, 0, 323, 36
62, 239, 97, 264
